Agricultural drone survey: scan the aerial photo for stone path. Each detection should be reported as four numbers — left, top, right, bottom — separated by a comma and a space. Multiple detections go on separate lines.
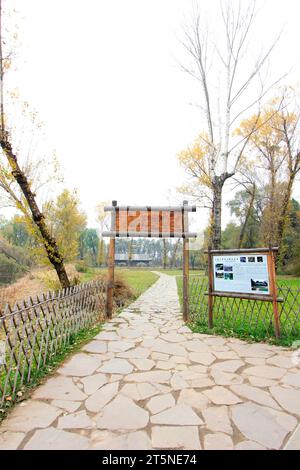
0, 272, 299, 450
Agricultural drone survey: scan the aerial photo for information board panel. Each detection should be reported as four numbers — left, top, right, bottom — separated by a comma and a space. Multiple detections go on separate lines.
213, 253, 270, 295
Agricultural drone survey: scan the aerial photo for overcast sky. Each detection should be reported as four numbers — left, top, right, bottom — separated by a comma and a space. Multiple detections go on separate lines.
3, 0, 300, 230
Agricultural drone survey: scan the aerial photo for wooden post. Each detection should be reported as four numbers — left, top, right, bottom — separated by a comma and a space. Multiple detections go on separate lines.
207, 247, 214, 328
183, 237, 189, 322
182, 201, 189, 322
268, 247, 281, 339
105, 201, 117, 319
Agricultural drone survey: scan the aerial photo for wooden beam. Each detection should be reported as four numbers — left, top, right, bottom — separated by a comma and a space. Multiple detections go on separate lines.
268, 249, 281, 338
105, 201, 117, 319
102, 231, 197, 238
207, 248, 214, 328
104, 205, 197, 212
182, 201, 189, 322
183, 238, 189, 322
204, 247, 278, 255
105, 237, 115, 319
204, 291, 284, 303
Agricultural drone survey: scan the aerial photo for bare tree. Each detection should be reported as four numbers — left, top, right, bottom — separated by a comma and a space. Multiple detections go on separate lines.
230, 166, 258, 248
162, 239, 168, 269
170, 238, 181, 268
0, 0, 70, 287
179, 0, 283, 248
95, 201, 109, 266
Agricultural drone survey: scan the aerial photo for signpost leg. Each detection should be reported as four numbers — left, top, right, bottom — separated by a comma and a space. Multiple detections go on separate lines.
106, 237, 115, 319
183, 237, 189, 322
207, 248, 214, 329
268, 249, 281, 339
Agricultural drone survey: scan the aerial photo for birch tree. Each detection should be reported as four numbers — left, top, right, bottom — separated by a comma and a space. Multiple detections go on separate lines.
228, 177, 257, 249
179, 0, 282, 248
170, 238, 181, 268
95, 201, 109, 266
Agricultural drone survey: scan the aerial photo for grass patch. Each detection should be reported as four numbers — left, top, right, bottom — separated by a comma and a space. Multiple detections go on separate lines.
78, 267, 104, 283
156, 269, 205, 277
177, 275, 300, 347
115, 269, 159, 298
277, 276, 300, 288
188, 321, 295, 347
79, 267, 159, 298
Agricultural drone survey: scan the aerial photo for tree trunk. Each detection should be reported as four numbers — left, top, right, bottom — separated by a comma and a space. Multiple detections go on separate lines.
98, 238, 105, 266
162, 239, 167, 269
210, 173, 234, 249
238, 184, 256, 249
268, 157, 277, 246
277, 176, 295, 264
170, 239, 180, 268
0, 139, 70, 288
211, 180, 223, 249
128, 238, 133, 266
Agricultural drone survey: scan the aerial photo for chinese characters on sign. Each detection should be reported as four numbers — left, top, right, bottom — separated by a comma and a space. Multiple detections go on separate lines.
115, 209, 183, 237
213, 254, 270, 295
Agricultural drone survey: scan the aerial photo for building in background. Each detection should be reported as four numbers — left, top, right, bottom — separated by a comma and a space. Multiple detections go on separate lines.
115, 253, 152, 267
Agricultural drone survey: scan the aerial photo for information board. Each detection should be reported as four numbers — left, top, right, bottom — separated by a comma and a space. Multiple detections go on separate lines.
213, 253, 270, 295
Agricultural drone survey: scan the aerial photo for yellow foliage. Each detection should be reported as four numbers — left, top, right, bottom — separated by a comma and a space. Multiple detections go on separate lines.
178, 133, 213, 189
235, 106, 298, 157
37, 265, 81, 291
45, 189, 87, 263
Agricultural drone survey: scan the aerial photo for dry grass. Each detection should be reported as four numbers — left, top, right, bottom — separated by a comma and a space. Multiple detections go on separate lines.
0, 271, 45, 312
112, 273, 134, 308
0, 264, 80, 312
36, 264, 81, 291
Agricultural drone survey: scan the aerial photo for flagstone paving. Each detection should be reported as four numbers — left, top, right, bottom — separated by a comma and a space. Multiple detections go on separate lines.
0, 272, 299, 450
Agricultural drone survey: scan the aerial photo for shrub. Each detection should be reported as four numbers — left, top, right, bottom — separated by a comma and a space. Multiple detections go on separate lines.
283, 259, 300, 277
38, 265, 81, 291
113, 274, 134, 307
95, 272, 134, 308
75, 261, 88, 273
0, 254, 27, 285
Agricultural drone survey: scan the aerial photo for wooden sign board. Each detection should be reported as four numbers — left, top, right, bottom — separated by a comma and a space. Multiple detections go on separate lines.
102, 204, 197, 238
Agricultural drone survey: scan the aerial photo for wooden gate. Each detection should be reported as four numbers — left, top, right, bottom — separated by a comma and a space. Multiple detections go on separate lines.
102, 200, 197, 321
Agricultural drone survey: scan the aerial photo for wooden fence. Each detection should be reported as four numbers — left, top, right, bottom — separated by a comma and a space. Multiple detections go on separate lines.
0, 279, 106, 405
185, 275, 300, 342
